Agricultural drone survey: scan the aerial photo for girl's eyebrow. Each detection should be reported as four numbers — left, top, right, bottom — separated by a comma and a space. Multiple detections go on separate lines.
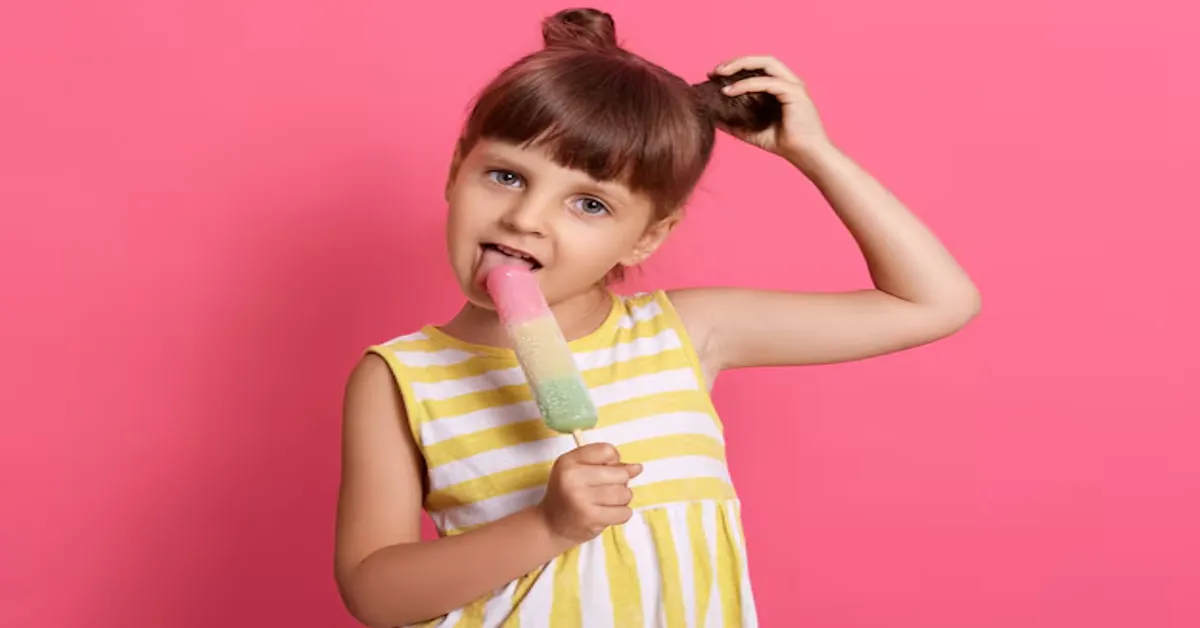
477, 150, 528, 171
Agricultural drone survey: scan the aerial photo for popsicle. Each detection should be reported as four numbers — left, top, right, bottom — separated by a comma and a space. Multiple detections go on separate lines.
486, 264, 598, 446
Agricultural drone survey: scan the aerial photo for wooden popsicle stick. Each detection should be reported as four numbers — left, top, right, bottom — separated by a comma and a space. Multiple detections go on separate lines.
572, 429, 585, 447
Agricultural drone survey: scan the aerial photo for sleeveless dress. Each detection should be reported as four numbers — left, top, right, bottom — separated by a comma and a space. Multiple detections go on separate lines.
367, 290, 758, 627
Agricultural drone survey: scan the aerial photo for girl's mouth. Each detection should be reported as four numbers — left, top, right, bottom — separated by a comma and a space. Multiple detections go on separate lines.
474, 242, 543, 288
480, 242, 542, 270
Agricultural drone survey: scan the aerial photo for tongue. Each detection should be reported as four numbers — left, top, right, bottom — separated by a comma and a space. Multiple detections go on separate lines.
476, 247, 533, 286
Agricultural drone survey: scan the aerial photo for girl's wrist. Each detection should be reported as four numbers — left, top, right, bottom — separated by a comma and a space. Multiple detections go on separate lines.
526, 504, 579, 556
785, 139, 842, 178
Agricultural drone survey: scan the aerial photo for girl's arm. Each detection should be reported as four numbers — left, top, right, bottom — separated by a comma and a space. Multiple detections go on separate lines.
669, 56, 979, 379
671, 141, 979, 375
334, 354, 574, 627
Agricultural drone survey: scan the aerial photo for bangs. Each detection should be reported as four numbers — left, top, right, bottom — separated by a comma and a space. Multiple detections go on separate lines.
461, 51, 714, 211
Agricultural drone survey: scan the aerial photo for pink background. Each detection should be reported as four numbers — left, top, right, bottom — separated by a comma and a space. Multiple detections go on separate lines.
3, 1, 1198, 626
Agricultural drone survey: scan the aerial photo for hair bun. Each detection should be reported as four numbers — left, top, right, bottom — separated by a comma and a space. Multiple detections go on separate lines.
542, 8, 618, 51
693, 69, 784, 133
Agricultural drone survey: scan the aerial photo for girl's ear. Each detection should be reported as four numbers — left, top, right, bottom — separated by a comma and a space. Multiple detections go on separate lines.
620, 213, 682, 267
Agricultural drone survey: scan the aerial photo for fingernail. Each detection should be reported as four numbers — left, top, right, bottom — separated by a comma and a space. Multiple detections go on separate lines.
722, 85, 735, 94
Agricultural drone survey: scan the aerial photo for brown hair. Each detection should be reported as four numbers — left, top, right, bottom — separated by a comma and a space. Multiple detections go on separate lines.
454, 7, 782, 218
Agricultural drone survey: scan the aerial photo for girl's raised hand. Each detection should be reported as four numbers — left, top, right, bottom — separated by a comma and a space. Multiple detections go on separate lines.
714, 55, 831, 161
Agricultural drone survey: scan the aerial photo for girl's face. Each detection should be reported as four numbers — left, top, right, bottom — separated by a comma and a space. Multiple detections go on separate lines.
445, 139, 671, 308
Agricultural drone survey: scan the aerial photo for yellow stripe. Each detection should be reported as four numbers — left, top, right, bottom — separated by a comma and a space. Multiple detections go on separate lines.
630, 478, 735, 510
688, 503, 713, 628
604, 527, 643, 626
729, 502, 748, 613
716, 507, 742, 628
454, 597, 486, 627
426, 461, 552, 512
588, 348, 690, 381
549, 550, 581, 624
441, 476, 735, 537
420, 349, 693, 419
404, 357, 516, 383
384, 336, 451, 353
645, 509, 688, 628
500, 565, 545, 628
595, 391, 713, 427
423, 384, 533, 420
652, 290, 726, 432
423, 392, 716, 467
618, 434, 726, 466
364, 346, 430, 450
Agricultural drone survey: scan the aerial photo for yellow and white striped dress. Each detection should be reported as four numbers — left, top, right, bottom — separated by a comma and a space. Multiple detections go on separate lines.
368, 290, 758, 627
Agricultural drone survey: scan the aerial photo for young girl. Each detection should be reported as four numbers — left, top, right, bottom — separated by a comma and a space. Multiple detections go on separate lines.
335, 8, 979, 627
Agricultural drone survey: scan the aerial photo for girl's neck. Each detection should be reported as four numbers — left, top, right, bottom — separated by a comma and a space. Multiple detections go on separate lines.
440, 286, 615, 349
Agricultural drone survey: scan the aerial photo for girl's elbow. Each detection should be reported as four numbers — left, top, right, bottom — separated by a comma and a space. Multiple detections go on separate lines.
959, 285, 982, 320
939, 286, 982, 330
338, 573, 398, 628
342, 591, 436, 628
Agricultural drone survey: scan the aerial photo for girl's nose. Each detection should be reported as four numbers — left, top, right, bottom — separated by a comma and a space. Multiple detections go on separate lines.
500, 198, 552, 236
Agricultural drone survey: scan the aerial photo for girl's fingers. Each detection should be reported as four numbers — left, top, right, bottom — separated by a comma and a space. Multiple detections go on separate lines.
722, 76, 803, 102
593, 484, 634, 507
585, 464, 641, 486
716, 55, 799, 82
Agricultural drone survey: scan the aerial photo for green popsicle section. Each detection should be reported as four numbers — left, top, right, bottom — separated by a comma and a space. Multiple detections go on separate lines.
532, 376, 599, 434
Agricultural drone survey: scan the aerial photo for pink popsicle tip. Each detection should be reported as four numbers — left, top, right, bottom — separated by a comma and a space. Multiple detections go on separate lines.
485, 264, 534, 292
486, 264, 551, 325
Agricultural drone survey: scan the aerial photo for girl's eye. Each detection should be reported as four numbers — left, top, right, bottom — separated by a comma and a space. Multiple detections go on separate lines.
487, 170, 523, 188
573, 197, 611, 216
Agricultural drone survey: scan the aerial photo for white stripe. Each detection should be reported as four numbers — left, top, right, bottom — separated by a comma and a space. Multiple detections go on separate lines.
408, 329, 682, 401
421, 401, 540, 446
580, 538, 614, 628
442, 486, 546, 533
420, 368, 700, 444
518, 557, 556, 626
590, 368, 698, 406
481, 579, 519, 627
728, 501, 759, 626
629, 455, 732, 490
392, 347, 476, 368
703, 501, 722, 626
616, 300, 664, 328
573, 329, 681, 371
428, 511, 450, 535
591, 411, 724, 447
428, 413, 721, 492
414, 608, 461, 628
668, 506, 697, 628
381, 330, 427, 345
429, 434, 573, 492
623, 516, 661, 627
